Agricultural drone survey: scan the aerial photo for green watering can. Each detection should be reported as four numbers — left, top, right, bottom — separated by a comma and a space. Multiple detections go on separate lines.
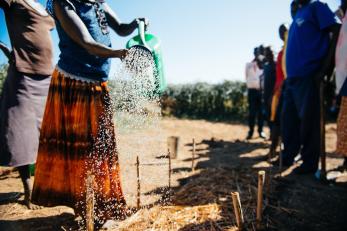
126, 21, 167, 94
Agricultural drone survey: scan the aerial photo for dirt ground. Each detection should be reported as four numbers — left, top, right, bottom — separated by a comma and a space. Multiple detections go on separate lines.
0, 118, 347, 231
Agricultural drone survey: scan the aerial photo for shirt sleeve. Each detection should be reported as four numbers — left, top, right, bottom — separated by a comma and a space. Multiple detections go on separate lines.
46, 0, 76, 19
0, 0, 12, 10
313, 2, 336, 30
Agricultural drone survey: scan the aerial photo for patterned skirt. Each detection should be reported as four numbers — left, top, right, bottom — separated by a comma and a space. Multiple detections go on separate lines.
337, 96, 347, 157
32, 69, 126, 222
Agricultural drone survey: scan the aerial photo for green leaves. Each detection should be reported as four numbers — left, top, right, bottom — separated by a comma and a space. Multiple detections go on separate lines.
161, 81, 247, 121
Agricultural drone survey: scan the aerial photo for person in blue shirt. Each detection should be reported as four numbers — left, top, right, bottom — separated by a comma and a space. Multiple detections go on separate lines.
281, 0, 339, 174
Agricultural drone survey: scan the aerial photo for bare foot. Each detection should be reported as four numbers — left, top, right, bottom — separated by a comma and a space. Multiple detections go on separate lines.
18, 166, 42, 210
24, 194, 43, 210
26, 200, 43, 210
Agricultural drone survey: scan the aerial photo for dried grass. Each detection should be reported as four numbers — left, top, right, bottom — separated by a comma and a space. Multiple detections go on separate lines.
110, 168, 265, 231
116, 204, 234, 231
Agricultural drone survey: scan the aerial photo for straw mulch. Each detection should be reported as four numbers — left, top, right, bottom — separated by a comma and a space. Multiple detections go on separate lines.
111, 168, 272, 231
116, 204, 234, 231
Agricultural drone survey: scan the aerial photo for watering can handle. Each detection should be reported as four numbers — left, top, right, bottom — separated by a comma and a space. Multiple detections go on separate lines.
138, 20, 147, 47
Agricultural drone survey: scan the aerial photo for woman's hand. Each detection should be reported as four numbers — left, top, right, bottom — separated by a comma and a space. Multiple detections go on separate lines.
136, 18, 149, 30
114, 49, 129, 60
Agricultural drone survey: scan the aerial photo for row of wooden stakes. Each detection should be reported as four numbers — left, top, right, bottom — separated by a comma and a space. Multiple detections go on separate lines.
85, 138, 265, 231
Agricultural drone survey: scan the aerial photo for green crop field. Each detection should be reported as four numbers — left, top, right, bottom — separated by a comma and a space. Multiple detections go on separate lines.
161, 81, 248, 121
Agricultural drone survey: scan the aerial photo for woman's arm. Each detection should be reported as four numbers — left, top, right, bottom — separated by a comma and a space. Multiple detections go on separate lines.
0, 42, 11, 60
54, 0, 127, 59
314, 23, 341, 84
103, 3, 148, 37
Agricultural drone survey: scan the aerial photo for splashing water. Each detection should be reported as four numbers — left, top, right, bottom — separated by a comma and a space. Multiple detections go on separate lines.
110, 47, 169, 211
109, 46, 161, 133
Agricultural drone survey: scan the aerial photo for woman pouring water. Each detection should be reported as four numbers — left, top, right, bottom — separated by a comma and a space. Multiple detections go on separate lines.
31, 0, 148, 225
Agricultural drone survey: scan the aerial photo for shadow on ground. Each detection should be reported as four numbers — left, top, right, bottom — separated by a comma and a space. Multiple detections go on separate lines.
149, 136, 347, 231
0, 213, 75, 231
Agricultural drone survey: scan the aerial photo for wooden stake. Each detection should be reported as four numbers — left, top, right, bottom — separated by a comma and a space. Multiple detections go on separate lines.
257, 171, 266, 230
86, 173, 95, 231
231, 192, 244, 230
192, 138, 196, 172
136, 156, 141, 210
168, 149, 172, 189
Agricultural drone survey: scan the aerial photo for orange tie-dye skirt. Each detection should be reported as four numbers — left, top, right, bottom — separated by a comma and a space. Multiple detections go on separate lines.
32, 69, 126, 222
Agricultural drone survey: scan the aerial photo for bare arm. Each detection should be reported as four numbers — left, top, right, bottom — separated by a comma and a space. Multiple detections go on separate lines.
54, 0, 127, 59
0, 42, 11, 60
315, 23, 341, 83
103, 3, 147, 37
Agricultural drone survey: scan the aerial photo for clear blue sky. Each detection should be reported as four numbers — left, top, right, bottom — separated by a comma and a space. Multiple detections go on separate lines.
0, 0, 340, 84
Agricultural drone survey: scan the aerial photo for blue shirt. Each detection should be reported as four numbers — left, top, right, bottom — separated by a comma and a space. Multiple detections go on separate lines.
286, 1, 336, 78
47, 0, 111, 82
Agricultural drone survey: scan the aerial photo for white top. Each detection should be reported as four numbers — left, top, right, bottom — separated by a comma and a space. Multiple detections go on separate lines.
245, 61, 262, 90
336, 13, 347, 94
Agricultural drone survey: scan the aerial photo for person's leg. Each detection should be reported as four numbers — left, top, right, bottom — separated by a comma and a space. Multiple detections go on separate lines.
281, 82, 301, 166
269, 124, 280, 159
296, 78, 320, 173
269, 90, 284, 159
247, 89, 256, 139
17, 165, 41, 209
300, 101, 320, 171
256, 91, 265, 137
263, 96, 273, 134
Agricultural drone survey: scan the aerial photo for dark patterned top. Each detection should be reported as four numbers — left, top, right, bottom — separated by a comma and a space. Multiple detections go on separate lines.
47, 0, 112, 82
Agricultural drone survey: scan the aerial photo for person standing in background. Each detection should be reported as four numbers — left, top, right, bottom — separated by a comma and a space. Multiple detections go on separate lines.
245, 47, 266, 140
0, 0, 54, 209
263, 46, 276, 131
335, 0, 347, 168
281, 0, 339, 174
269, 24, 288, 159
270, 2, 298, 163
